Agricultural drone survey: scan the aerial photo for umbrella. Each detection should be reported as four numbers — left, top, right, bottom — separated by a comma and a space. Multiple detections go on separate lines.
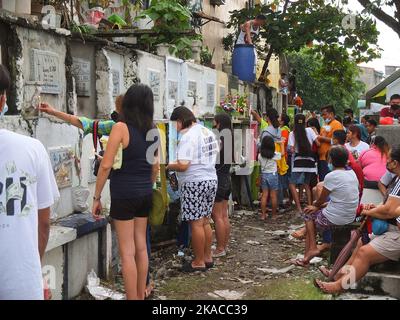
328, 216, 368, 281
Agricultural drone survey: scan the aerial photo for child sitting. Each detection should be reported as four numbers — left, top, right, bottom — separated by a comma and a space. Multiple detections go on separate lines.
258, 135, 281, 220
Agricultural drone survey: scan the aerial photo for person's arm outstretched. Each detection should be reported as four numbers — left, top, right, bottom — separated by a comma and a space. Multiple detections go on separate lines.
39, 103, 83, 130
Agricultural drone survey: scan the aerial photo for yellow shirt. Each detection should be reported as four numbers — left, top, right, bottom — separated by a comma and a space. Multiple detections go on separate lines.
260, 119, 268, 131
318, 119, 343, 160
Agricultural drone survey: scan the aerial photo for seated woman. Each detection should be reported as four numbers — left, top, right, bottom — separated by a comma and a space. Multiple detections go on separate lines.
358, 136, 389, 188
315, 146, 400, 294
345, 125, 369, 160
293, 146, 359, 267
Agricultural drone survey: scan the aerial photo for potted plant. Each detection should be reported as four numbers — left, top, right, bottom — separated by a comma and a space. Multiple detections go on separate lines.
136, 0, 199, 60
200, 46, 215, 69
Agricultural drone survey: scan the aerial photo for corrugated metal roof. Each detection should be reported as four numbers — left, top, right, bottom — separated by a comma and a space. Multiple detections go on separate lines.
366, 68, 400, 100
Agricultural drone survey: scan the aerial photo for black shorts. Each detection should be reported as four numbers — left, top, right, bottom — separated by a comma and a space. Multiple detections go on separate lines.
110, 194, 153, 221
215, 174, 232, 202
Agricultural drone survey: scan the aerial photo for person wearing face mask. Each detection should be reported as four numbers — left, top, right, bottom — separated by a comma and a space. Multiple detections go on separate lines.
292, 146, 359, 267
167, 107, 219, 272
316, 105, 344, 181
315, 145, 400, 294
380, 94, 400, 119
0, 64, 60, 299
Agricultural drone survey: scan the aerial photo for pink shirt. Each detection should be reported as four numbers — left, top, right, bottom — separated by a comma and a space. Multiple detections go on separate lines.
358, 147, 387, 182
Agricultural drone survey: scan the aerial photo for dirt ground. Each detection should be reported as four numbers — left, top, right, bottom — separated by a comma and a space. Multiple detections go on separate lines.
143, 207, 332, 300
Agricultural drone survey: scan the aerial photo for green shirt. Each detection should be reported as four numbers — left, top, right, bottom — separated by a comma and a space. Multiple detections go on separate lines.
79, 117, 115, 136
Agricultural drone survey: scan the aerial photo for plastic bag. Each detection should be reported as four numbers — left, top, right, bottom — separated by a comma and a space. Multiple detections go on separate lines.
72, 186, 90, 212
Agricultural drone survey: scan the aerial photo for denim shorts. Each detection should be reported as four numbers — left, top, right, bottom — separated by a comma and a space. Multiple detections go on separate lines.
289, 172, 314, 185
261, 172, 279, 191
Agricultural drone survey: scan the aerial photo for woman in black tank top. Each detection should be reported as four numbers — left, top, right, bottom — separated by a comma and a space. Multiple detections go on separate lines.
92, 84, 159, 300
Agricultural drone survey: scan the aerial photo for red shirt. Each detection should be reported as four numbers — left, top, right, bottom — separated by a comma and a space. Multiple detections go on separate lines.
380, 106, 400, 118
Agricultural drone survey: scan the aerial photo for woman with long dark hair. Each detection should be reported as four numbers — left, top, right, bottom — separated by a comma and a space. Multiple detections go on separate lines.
358, 136, 389, 186
92, 84, 159, 300
168, 107, 219, 272
211, 113, 233, 257
260, 108, 282, 143
307, 117, 321, 135
287, 114, 319, 213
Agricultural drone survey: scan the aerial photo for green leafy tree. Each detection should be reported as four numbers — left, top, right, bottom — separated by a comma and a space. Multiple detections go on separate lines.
286, 49, 365, 115
354, 0, 400, 38
224, 0, 380, 81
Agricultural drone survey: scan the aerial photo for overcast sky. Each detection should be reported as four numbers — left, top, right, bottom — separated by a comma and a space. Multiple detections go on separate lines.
347, 1, 400, 73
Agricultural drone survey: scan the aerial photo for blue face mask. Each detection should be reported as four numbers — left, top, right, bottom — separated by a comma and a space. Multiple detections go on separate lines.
324, 118, 331, 124
0, 103, 8, 119
328, 163, 334, 171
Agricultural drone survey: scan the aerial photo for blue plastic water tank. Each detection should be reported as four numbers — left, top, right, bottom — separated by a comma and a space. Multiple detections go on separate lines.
232, 44, 256, 82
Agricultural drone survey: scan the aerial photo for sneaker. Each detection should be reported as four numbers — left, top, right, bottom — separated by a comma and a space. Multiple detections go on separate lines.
212, 250, 226, 258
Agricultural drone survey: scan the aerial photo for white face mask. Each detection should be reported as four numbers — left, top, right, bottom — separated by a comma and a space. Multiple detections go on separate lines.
0, 102, 8, 119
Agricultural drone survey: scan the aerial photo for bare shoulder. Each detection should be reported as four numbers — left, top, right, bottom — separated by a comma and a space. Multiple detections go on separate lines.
111, 122, 128, 133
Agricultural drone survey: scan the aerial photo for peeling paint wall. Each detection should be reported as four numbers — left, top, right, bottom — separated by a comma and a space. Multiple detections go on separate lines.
135, 50, 166, 120
70, 41, 97, 118
95, 49, 113, 119
16, 26, 67, 114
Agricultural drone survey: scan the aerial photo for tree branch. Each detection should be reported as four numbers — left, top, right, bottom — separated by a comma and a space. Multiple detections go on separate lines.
393, 0, 400, 21
357, 0, 400, 37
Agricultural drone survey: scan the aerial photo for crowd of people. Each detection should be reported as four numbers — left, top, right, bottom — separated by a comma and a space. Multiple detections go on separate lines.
1, 54, 400, 299
252, 96, 400, 294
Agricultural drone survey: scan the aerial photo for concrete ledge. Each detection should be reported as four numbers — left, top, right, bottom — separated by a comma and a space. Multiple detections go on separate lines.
354, 272, 400, 299
56, 213, 108, 238
371, 260, 400, 273
46, 226, 77, 252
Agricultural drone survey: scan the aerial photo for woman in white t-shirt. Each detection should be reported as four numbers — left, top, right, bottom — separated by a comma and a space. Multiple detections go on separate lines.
294, 146, 359, 267
167, 107, 219, 273
345, 125, 369, 160
287, 114, 319, 213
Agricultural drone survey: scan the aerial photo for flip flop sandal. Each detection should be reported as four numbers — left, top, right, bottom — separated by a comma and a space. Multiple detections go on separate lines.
181, 262, 207, 273
144, 289, 155, 300
313, 278, 323, 291
292, 258, 310, 268
205, 261, 214, 269
291, 230, 306, 240
318, 266, 331, 278
212, 250, 226, 258
313, 278, 341, 296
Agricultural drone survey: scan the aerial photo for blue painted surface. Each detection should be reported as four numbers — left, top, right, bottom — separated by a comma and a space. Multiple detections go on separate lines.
56, 212, 108, 238
232, 44, 256, 82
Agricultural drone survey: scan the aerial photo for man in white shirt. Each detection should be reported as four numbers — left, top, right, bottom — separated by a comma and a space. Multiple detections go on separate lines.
0, 65, 60, 300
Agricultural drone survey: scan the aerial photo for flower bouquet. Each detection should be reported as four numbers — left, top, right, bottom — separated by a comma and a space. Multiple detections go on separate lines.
216, 93, 249, 119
